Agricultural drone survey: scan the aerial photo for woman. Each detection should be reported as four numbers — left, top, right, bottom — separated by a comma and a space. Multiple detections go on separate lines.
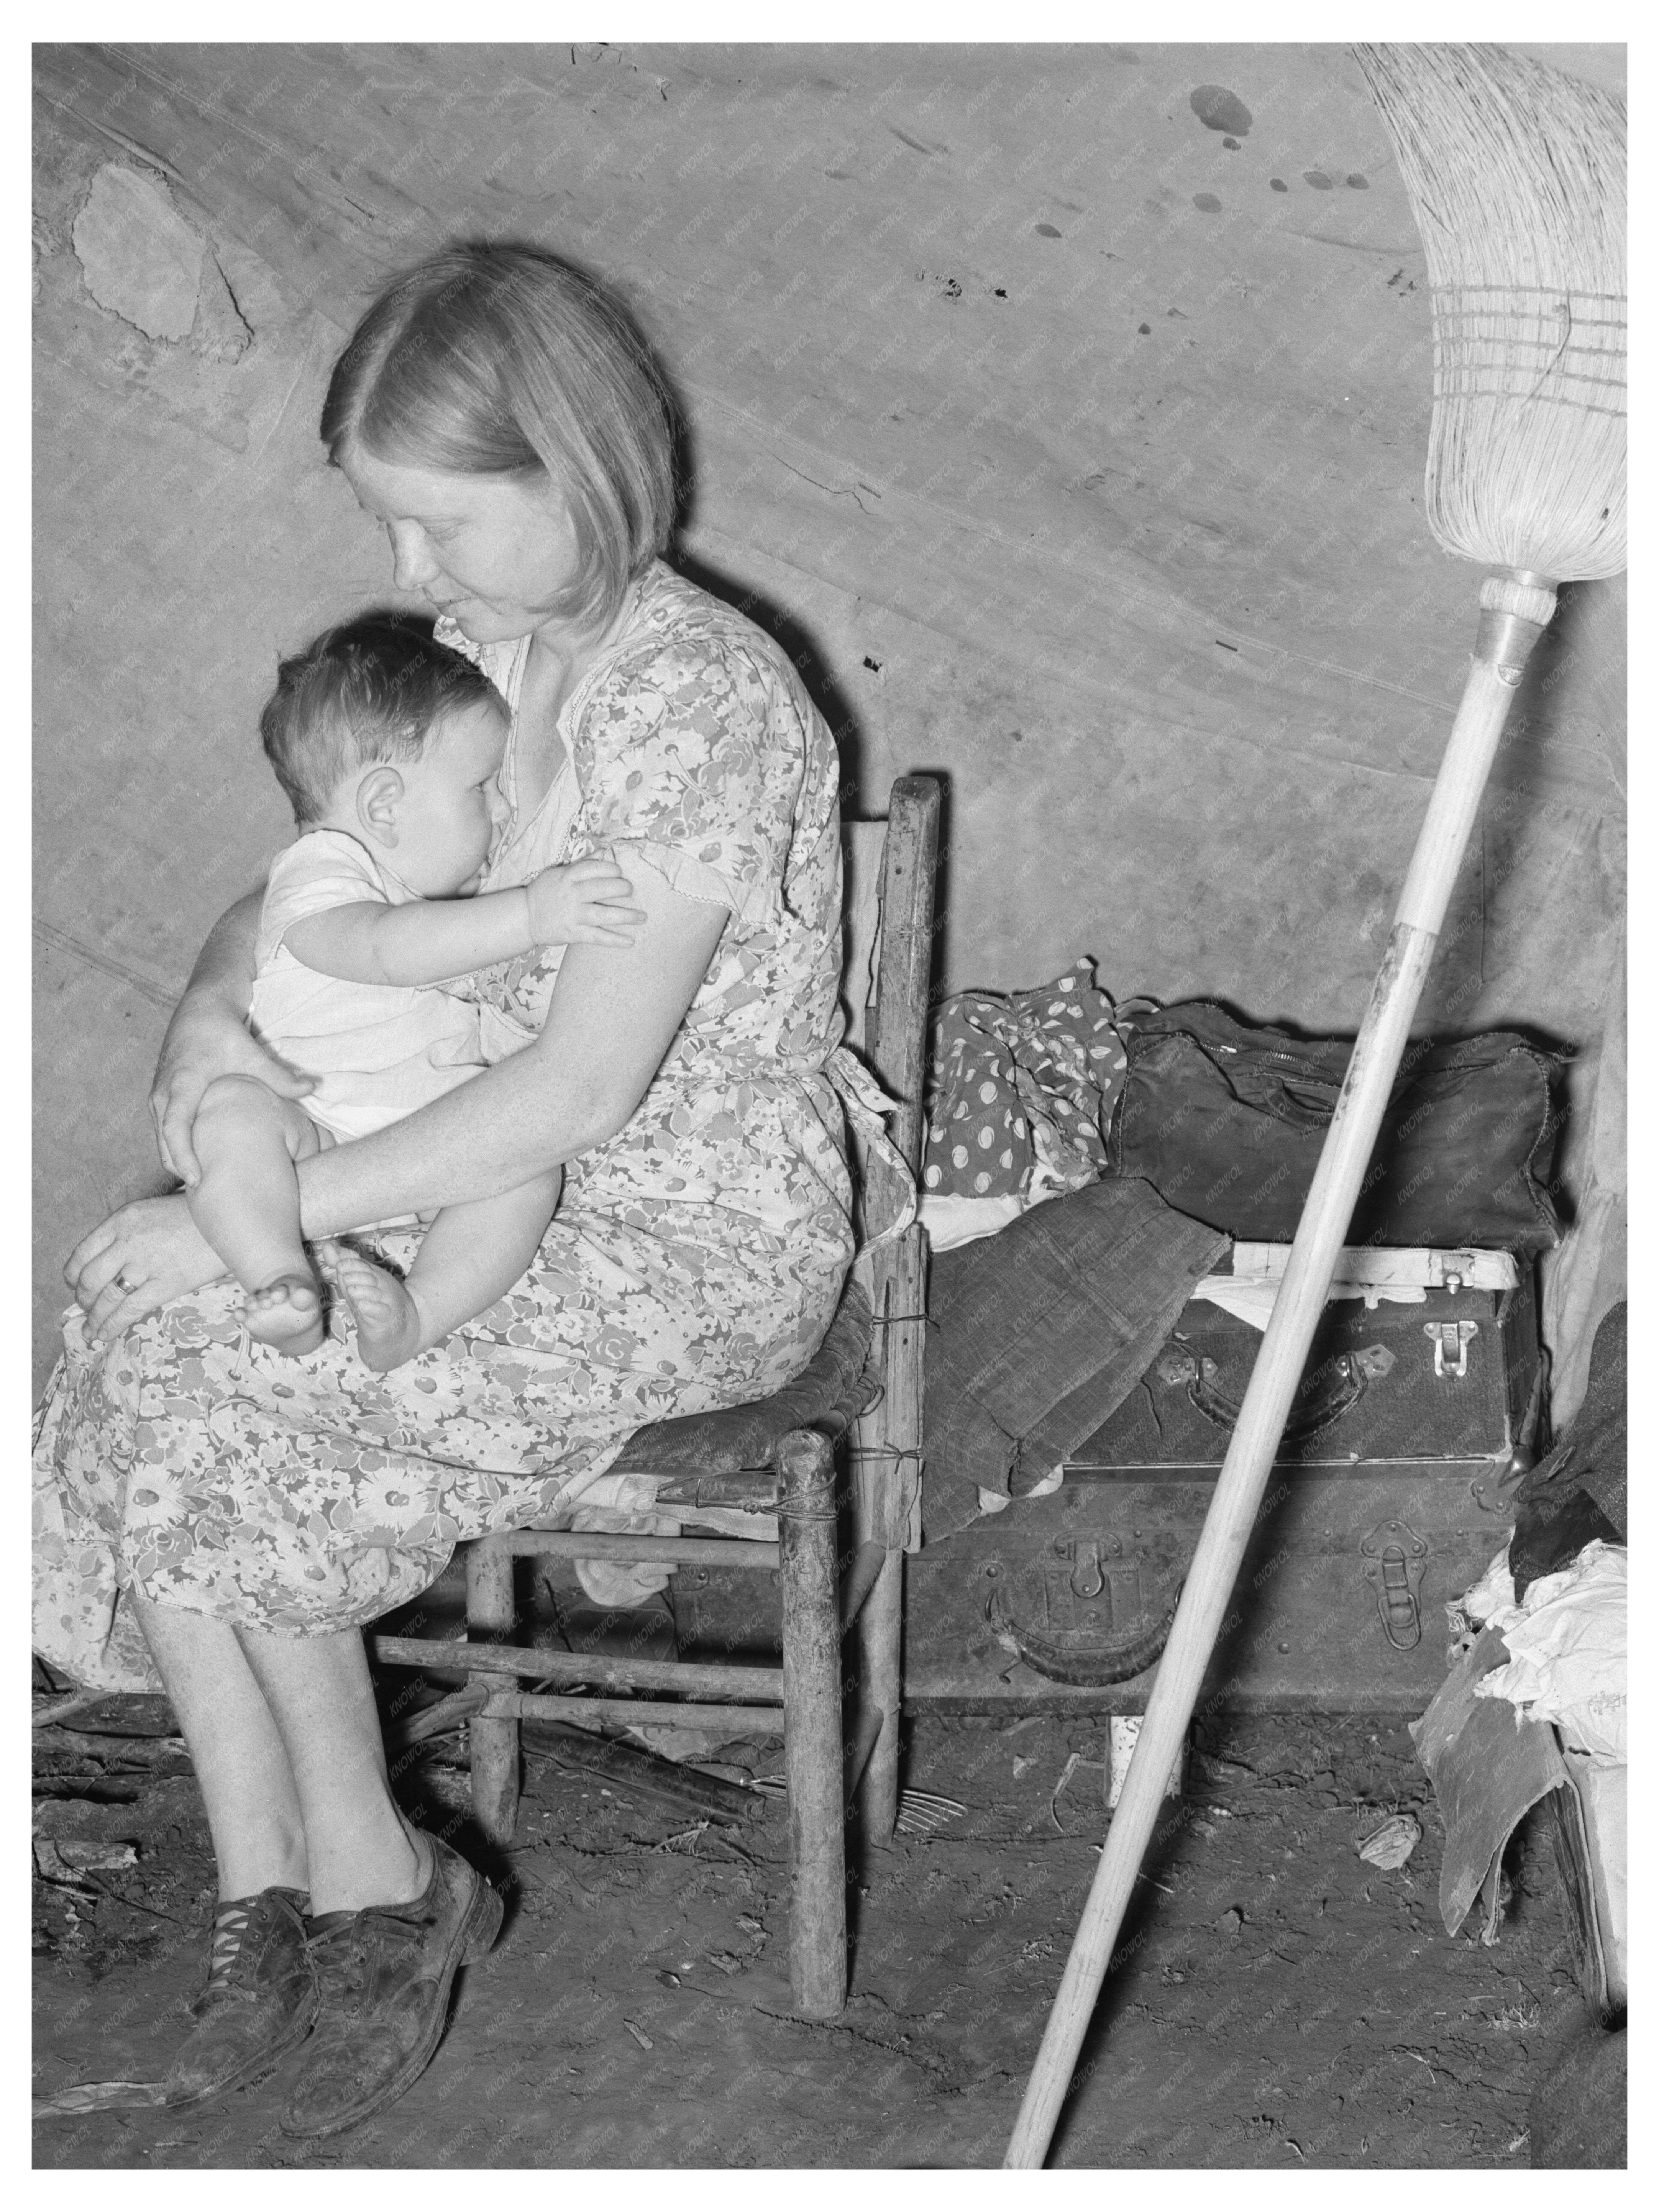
34, 241, 860, 2139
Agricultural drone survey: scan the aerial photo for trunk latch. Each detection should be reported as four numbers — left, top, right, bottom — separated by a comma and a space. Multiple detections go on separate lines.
1360, 1520, 1429, 1649
1424, 1318, 1479, 1378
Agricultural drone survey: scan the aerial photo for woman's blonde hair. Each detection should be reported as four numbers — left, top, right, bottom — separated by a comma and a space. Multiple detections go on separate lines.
322, 242, 676, 630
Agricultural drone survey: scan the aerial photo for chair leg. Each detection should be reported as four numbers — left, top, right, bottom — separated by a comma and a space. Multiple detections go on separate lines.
852, 1392, 905, 1842
778, 1428, 847, 2018
855, 1545, 903, 1838
465, 1543, 520, 1845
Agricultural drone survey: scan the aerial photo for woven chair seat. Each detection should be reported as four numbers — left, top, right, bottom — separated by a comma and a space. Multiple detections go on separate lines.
608, 1276, 875, 1482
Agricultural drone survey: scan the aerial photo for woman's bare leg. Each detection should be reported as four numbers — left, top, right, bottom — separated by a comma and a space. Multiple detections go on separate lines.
130, 1594, 310, 1898
231, 1623, 428, 1913
132, 1597, 423, 1912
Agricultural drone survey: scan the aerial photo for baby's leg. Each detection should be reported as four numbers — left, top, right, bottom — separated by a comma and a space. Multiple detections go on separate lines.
335, 1168, 562, 1373
186, 1075, 327, 1354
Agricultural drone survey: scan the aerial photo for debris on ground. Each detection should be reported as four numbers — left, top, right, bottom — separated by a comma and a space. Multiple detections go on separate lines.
1358, 1813, 1424, 1871
33, 1709, 1577, 2168
34, 2081, 167, 2117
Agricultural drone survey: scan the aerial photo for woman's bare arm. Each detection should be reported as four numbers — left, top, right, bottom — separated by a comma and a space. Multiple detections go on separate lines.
292, 852, 725, 1236
150, 885, 316, 1183
70, 851, 724, 1340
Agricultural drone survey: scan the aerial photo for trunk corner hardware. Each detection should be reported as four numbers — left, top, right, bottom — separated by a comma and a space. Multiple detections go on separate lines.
1470, 1458, 1531, 1515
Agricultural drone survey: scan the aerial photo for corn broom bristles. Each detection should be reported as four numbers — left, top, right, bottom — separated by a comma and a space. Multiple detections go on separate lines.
1354, 43, 1626, 582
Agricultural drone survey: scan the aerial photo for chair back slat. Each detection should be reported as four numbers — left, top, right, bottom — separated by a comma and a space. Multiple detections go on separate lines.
865, 777, 941, 1175
840, 819, 888, 1054
858, 777, 939, 1558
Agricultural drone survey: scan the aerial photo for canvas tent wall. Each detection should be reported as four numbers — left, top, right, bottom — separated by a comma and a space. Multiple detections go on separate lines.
32, 42, 1625, 1412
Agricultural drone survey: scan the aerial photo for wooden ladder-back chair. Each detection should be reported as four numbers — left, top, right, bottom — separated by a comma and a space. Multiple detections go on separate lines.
370, 776, 940, 2018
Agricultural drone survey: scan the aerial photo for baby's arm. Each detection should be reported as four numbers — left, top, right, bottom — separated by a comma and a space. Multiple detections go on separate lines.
284, 857, 645, 986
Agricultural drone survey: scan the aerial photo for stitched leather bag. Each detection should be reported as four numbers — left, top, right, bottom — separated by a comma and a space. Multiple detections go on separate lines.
1106, 1000, 1565, 1249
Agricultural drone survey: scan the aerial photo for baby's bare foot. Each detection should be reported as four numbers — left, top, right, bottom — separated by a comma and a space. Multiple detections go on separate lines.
335, 1249, 424, 1372
243, 1271, 325, 1355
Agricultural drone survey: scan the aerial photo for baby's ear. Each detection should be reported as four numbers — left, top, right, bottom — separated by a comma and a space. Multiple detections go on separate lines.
356, 766, 404, 847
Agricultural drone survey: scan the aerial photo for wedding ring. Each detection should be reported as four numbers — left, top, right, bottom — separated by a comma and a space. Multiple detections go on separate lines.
114, 1270, 137, 1293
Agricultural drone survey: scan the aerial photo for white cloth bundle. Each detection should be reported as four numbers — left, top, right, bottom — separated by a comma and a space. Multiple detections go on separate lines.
1467, 1539, 1626, 1764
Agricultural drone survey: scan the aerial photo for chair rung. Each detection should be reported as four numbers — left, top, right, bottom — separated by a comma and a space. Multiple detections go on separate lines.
648, 1469, 780, 1509
486, 1691, 784, 1735
470, 1530, 781, 1568
370, 1634, 783, 1704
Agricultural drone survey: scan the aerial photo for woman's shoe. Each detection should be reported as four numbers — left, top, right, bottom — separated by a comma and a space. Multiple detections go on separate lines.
279, 1835, 503, 2140
164, 1886, 318, 2108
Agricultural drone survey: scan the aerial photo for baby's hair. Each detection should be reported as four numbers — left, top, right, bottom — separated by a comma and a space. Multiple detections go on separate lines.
260, 612, 501, 826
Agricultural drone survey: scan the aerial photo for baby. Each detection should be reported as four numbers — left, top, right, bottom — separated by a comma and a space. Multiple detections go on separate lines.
184, 612, 640, 1370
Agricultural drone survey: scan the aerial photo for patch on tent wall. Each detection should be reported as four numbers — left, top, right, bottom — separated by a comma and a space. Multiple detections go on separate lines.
72, 163, 251, 361
74, 165, 202, 339
1189, 86, 1253, 137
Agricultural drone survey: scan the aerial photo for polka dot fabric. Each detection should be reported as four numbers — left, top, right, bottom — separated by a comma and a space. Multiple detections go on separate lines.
921, 960, 1128, 1199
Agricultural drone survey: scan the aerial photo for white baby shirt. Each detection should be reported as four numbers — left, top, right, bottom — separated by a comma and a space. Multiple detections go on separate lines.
250, 830, 487, 1143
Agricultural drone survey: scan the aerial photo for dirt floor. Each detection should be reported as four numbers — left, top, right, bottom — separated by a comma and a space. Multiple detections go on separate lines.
34, 1689, 1593, 2171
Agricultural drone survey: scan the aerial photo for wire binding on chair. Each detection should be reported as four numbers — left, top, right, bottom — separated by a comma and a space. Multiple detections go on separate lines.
776, 1479, 839, 1527
846, 1443, 924, 1504
846, 1443, 924, 1537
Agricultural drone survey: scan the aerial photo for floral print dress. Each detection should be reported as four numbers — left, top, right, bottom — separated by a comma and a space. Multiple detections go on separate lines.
33, 564, 855, 1688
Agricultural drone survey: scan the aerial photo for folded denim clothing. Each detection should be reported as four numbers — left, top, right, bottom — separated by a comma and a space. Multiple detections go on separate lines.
921, 1176, 1228, 1540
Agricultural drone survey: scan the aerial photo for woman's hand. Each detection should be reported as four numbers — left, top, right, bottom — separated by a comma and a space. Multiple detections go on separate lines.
64, 1195, 228, 1343
151, 1013, 315, 1188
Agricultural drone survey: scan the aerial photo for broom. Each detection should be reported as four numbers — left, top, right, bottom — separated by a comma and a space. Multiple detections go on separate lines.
1005, 43, 1625, 2168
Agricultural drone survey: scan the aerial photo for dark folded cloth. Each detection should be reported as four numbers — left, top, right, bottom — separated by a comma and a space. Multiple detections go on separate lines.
922, 1177, 1228, 1540
611, 1277, 874, 1478
1510, 1300, 1626, 1601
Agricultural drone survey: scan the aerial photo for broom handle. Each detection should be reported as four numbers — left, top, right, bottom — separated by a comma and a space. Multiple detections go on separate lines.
1004, 568, 1556, 2169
